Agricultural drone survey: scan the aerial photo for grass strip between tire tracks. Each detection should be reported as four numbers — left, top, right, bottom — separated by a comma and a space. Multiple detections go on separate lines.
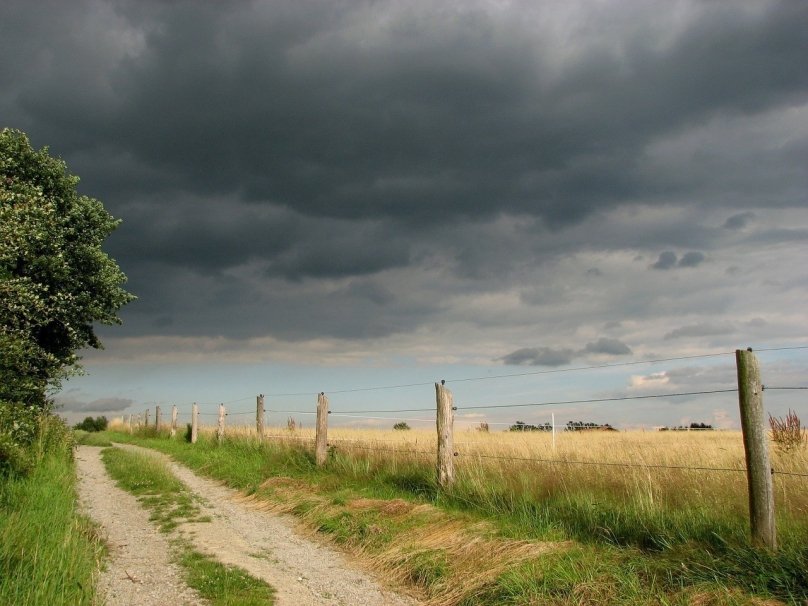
100, 446, 276, 605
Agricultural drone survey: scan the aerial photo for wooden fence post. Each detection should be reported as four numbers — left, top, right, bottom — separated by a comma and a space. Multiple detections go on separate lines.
736, 348, 777, 551
315, 392, 329, 466
144, 408, 150, 427
256, 394, 265, 440
127, 414, 132, 433
155, 405, 162, 429
170, 405, 178, 437
436, 381, 455, 489
217, 403, 226, 444
191, 403, 198, 444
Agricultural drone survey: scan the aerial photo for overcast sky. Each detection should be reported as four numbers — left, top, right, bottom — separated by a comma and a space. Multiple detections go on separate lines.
3, 0, 806, 428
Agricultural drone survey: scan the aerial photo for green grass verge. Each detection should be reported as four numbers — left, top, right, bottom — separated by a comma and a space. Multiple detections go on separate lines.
101, 445, 274, 604
73, 429, 113, 447
108, 430, 808, 604
0, 452, 103, 605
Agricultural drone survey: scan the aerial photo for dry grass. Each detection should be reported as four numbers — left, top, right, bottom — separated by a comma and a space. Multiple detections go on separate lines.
109, 418, 808, 520
108, 418, 808, 604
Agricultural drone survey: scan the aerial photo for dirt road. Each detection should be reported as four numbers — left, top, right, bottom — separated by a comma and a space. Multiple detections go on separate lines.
75, 444, 419, 606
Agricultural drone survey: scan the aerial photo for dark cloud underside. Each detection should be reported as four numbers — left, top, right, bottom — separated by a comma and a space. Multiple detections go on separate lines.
1, 0, 806, 346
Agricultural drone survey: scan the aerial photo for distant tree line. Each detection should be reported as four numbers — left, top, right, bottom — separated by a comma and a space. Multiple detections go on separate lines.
659, 422, 714, 431
509, 421, 552, 432
508, 420, 617, 432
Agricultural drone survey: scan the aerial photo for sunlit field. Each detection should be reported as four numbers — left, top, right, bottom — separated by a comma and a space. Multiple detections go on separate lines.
107, 418, 808, 603
112, 419, 808, 525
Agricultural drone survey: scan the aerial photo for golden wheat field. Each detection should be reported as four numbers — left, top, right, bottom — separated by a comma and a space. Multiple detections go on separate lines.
118, 417, 808, 521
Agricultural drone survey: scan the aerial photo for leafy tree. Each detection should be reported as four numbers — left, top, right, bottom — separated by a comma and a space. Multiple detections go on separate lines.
393, 422, 411, 431
73, 416, 108, 432
0, 129, 135, 405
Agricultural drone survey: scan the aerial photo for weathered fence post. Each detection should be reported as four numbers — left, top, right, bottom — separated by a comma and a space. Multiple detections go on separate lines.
436, 381, 455, 489
315, 392, 329, 466
736, 347, 776, 551
144, 408, 150, 427
155, 405, 162, 429
127, 414, 132, 433
256, 394, 265, 440
170, 405, 178, 437
191, 403, 199, 444
217, 403, 226, 444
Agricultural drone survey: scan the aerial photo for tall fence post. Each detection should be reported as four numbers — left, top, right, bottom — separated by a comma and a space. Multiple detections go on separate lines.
315, 392, 329, 466
436, 381, 455, 489
191, 403, 199, 444
155, 405, 162, 429
144, 408, 150, 427
736, 347, 777, 551
170, 405, 178, 437
217, 403, 226, 444
256, 394, 265, 440
127, 414, 132, 433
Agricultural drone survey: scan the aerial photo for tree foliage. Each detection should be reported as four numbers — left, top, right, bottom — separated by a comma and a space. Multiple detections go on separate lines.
73, 416, 108, 433
0, 128, 135, 405
509, 421, 552, 432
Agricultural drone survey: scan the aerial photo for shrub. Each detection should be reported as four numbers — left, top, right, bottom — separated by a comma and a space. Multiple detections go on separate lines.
393, 422, 411, 431
769, 409, 805, 452
0, 402, 40, 475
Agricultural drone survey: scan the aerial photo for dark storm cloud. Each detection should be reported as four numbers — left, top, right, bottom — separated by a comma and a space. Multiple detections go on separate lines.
664, 323, 735, 340
648, 250, 705, 270
57, 396, 134, 413
5, 0, 807, 223
2, 0, 806, 342
678, 251, 706, 268
583, 338, 632, 356
501, 347, 575, 367
723, 212, 756, 230
651, 251, 678, 270
501, 337, 632, 367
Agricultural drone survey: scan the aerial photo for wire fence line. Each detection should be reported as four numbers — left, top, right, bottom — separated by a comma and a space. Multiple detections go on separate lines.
125, 347, 807, 488
134, 344, 807, 413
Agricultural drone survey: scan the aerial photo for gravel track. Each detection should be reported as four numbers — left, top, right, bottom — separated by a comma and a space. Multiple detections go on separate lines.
75, 446, 205, 605
75, 443, 420, 606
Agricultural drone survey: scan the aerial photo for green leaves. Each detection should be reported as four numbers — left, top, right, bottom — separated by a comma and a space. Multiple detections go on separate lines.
0, 128, 135, 404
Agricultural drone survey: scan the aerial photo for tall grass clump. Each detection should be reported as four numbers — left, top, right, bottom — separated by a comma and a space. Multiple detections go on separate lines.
0, 408, 103, 605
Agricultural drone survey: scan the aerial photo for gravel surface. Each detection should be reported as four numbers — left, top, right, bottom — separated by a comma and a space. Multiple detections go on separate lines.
75, 446, 206, 605
76, 443, 420, 606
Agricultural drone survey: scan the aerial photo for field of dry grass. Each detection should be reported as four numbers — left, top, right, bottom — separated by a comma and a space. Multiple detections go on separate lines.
109, 418, 808, 603
119, 419, 808, 522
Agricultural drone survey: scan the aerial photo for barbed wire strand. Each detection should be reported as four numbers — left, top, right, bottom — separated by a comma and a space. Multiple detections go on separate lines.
456, 451, 746, 473
328, 441, 435, 456
329, 413, 436, 423
263, 346, 808, 397
135, 345, 807, 408
458, 388, 737, 411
